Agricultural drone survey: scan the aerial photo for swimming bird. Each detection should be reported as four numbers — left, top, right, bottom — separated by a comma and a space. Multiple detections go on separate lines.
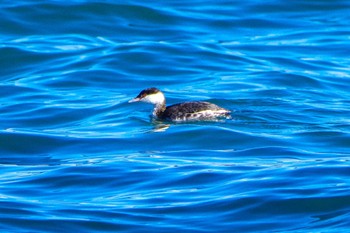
129, 87, 231, 122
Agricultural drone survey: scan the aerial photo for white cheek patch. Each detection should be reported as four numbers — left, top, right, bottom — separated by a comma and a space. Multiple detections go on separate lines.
142, 92, 164, 105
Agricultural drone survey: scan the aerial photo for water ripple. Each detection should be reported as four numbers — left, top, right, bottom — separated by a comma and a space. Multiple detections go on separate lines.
1, 0, 350, 232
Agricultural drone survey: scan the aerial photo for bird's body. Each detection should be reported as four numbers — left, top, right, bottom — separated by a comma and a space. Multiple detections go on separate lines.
129, 87, 231, 122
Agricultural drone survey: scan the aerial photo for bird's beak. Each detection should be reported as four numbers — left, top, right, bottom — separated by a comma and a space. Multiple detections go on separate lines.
128, 98, 140, 103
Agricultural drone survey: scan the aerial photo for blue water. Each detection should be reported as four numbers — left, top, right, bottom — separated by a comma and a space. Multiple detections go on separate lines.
1, 1, 350, 232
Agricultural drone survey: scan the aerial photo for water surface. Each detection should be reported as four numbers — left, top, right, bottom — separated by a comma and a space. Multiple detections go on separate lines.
1, 0, 350, 232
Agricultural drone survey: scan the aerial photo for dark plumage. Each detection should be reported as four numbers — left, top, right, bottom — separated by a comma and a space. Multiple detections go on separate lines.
162, 101, 230, 121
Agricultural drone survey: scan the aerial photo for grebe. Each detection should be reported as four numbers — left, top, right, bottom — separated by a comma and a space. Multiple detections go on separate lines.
129, 87, 231, 122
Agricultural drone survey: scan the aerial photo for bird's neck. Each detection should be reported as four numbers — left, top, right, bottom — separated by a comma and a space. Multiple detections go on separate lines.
152, 102, 166, 118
